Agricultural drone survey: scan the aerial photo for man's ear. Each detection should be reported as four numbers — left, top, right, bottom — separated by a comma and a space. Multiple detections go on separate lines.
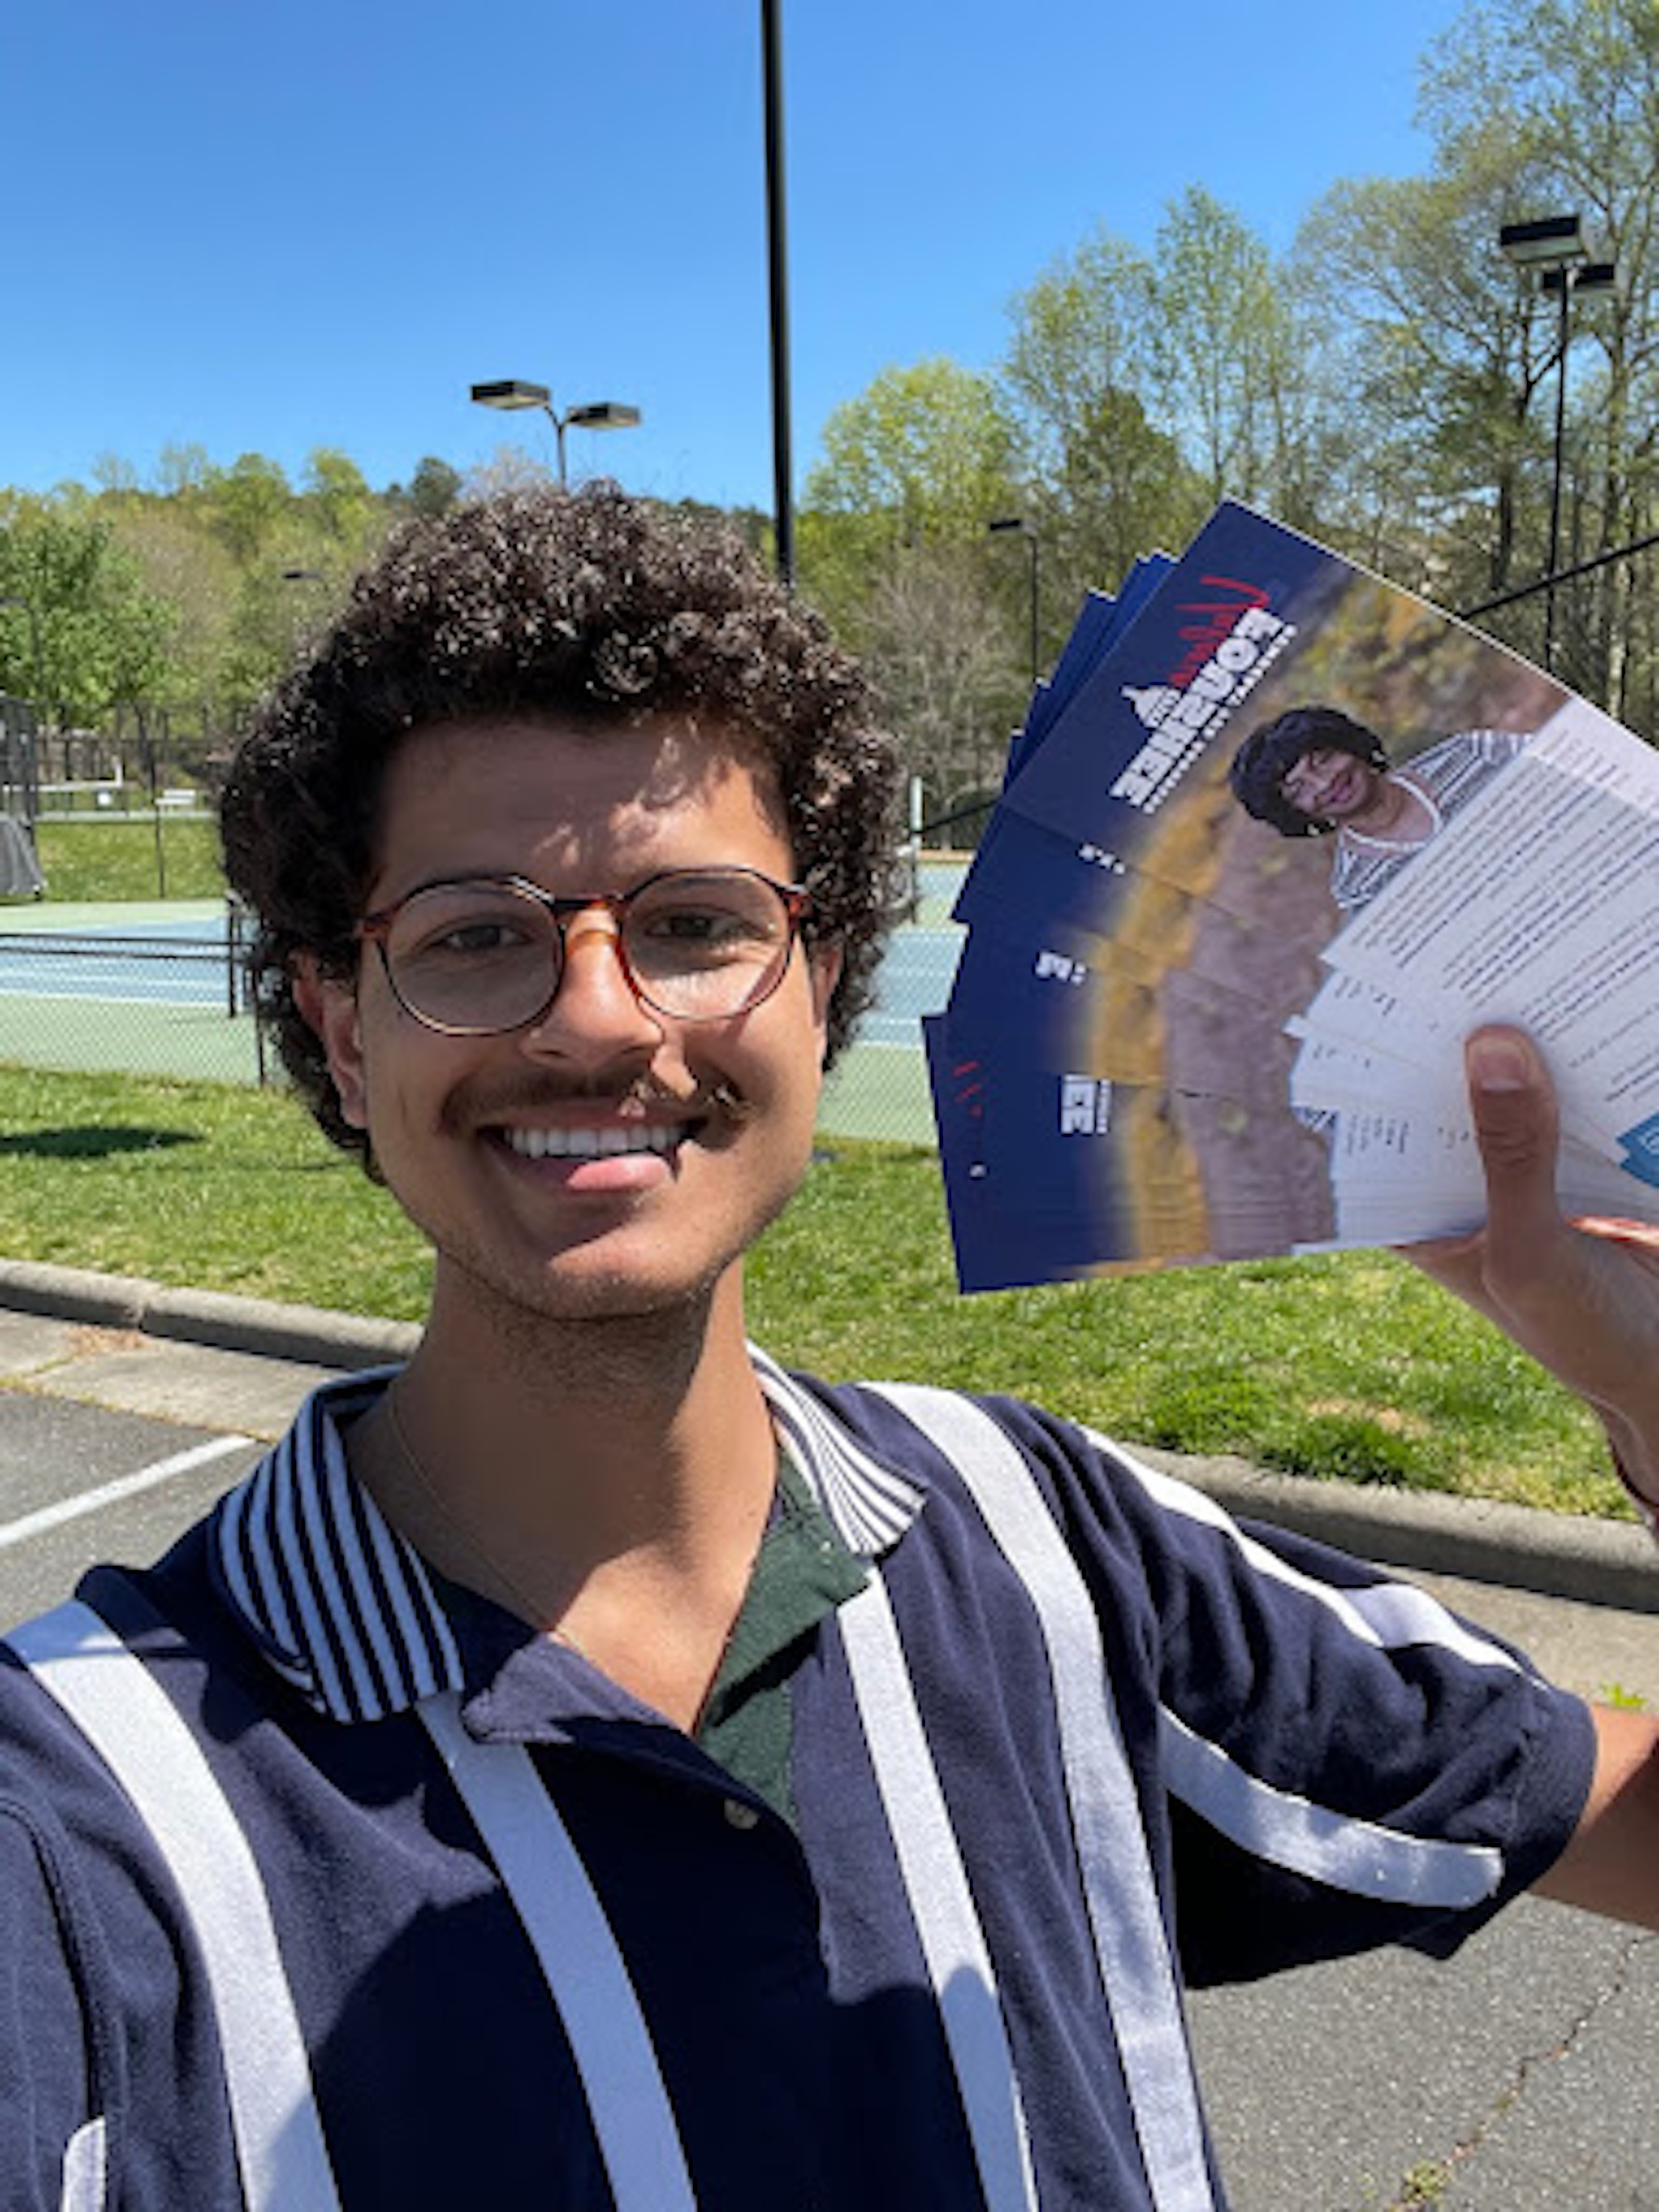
807, 941, 843, 1066
291, 957, 369, 1131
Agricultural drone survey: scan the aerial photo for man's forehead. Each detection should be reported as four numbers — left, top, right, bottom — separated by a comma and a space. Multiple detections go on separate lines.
368, 712, 790, 883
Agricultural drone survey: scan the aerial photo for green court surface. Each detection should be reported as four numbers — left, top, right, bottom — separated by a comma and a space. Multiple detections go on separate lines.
0, 997, 932, 1139
0, 898, 230, 934
818, 1041, 937, 1147
0, 1002, 931, 1137
1, 996, 267, 1086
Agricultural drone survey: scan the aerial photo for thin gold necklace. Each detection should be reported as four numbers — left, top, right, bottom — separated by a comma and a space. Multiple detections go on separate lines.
383, 1387, 587, 1654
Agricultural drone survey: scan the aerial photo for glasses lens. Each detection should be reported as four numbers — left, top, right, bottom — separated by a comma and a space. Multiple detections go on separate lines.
386, 882, 557, 1032
623, 870, 793, 1018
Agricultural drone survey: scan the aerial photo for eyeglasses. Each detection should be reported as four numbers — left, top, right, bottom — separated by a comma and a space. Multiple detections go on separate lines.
356, 866, 811, 1035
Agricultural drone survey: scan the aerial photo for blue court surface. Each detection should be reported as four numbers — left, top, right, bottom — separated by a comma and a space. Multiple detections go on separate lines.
0, 908, 961, 1033
0, 913, 245, 1011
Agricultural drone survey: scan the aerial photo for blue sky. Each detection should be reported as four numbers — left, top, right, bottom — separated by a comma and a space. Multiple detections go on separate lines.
3, 0, 1467, 514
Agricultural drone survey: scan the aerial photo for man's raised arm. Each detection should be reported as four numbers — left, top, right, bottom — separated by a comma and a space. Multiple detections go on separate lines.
1412, 1026, 1659, 1928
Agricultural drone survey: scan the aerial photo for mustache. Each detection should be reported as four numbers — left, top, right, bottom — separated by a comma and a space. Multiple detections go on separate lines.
441, 1074, 752, 1131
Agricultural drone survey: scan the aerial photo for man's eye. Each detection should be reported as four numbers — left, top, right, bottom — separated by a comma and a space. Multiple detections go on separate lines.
413, 918, 528, 959
641, 907, 764, 954
654, 909, 731, 940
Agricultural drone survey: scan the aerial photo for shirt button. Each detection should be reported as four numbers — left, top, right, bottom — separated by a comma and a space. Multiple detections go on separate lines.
723, 1797, 761, 1831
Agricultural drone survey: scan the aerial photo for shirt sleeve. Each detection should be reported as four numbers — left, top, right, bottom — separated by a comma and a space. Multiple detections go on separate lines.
0, 1795, 111, 2210
1030, 1411, 1598, 1986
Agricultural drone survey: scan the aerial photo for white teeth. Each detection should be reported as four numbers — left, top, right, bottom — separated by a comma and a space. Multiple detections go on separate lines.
502, 1124, 679, 1160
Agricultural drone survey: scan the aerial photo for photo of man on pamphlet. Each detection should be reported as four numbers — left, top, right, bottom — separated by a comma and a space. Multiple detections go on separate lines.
932, 502, 1659, 1291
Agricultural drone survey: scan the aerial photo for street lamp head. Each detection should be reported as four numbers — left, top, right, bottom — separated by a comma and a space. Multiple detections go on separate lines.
986, 516, 1032, 537
470, 379, 553, 412
470, 379, 641, 488
563, 403, 642, 432
1542, 260, 1620, 297
1499, 213, 1589, 269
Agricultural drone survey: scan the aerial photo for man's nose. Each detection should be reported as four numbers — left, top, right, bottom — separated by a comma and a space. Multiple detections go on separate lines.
520, 915, 663, 1060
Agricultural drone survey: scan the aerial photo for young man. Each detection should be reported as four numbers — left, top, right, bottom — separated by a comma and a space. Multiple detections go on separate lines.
3, 487, 1657, 2211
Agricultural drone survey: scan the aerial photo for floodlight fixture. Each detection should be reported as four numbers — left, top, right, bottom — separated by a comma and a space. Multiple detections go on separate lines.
470, 378, 553, 412
1541, 261, 1619, 297
1498, 214, 1590, 268
563, 402, 641, 432
469, 377, 641, 485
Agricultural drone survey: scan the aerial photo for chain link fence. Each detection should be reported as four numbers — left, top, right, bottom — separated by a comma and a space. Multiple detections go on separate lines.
2, 739, 966, 1143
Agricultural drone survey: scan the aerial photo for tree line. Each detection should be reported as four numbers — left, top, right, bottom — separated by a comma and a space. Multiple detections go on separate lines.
3, 0, 1654, 826
797, 0, 1659, 820
0, 449, 470, 790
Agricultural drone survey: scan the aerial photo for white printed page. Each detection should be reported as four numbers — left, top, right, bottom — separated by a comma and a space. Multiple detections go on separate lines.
1314, 704, 1659, 1168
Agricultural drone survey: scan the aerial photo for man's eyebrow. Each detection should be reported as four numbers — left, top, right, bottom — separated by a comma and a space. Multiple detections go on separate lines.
376, 869, 524, 904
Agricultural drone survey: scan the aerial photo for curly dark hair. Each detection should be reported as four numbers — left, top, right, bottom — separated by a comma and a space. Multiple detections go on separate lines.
1228, 705, 1390, 838
220, 485, 907, 1160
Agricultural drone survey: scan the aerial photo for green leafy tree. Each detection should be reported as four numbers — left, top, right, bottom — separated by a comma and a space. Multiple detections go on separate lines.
807, 358, 1018, 547
0, 502, 170, 730
1425, 0, 1659, 710
1152, 187, 1315, 516
303, 448, 380, 551
799, 360, 1027, 796
1003, 227, 1158, 478
1001, 229, 1205, 618
156, 443, 213, 498
404, 456, 463, 519
1298, 149, 1547, 599
204, 453, 293, 567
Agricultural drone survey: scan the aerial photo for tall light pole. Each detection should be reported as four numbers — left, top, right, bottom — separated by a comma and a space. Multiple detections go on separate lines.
1499, 214, 1618, 670
760, 0, 794, 585
986, 517, 1041, 690
470, 379, 642, 488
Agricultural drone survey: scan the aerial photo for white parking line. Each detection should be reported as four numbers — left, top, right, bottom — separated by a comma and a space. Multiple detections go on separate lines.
0, 1434, 253, 1551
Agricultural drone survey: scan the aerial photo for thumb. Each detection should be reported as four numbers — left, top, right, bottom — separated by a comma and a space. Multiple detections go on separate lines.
1464, 1025, 1561, 1267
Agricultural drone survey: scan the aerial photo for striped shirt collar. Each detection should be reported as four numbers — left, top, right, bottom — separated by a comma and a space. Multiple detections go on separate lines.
211, 1354, 926, 1725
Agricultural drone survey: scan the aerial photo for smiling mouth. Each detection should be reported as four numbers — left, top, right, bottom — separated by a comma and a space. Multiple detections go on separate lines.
499, 1122, 690, 1161
1300, 769, 1349, 814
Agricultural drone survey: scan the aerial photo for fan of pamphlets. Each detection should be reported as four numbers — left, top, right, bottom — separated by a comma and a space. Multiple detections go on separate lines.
926, 501, 1659, 1292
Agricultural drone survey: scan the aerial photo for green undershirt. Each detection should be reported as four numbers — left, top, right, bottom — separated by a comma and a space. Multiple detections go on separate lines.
694, 1452, 867, 1827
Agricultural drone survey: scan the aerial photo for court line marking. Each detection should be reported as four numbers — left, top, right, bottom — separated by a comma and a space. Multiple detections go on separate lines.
0, 992, 242, 1013
0, 1434, 253, 1551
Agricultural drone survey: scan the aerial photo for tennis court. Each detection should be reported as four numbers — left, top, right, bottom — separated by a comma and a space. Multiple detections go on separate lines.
1, 877, 966, 1143
0, 901, 265, 1087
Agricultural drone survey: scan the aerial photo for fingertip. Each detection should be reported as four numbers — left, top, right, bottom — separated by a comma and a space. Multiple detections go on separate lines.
1466, 1026, 1538, 1096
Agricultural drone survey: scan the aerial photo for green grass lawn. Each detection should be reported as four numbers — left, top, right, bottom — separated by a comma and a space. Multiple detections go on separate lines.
22, 818, 227, 904
0, 1061, 1622, 1519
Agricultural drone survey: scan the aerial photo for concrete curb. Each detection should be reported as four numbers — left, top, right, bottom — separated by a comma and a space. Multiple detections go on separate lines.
1145, 1449, 1659, 1615
0, 1258, 419, 1370
3, 1257, 1657, 1613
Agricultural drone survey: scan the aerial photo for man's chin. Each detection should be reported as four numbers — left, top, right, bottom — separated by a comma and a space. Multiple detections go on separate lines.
441, 1238, 734, 1332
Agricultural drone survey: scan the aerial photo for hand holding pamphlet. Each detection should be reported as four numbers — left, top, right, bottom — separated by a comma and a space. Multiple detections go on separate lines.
929, 502, 1659, 1291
